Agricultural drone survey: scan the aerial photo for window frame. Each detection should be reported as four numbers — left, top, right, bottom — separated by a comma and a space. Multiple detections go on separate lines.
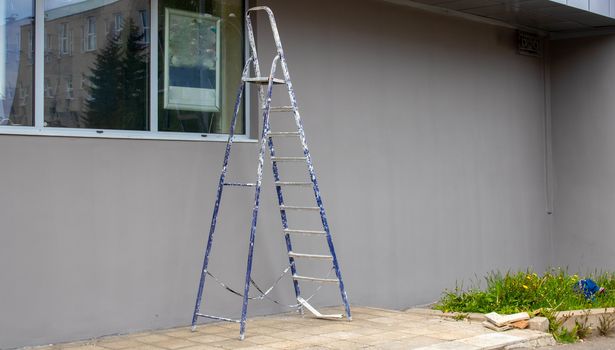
1, 0, 253, 143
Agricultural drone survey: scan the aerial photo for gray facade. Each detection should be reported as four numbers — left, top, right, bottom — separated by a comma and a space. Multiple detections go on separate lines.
2, 0, 615, 348
550, 35, 615, 271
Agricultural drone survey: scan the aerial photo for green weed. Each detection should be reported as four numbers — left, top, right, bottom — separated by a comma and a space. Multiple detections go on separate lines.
598, 309, 615, 336
452, 313, 469, 321
435, 268, 615, 343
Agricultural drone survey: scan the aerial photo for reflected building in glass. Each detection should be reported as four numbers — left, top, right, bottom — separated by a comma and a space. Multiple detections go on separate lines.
14, 0, 151, 130
5, 0, 244, 134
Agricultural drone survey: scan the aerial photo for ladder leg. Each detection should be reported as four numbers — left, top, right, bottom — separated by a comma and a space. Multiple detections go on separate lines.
192, 61, 251, 331
239, 56, 280, 340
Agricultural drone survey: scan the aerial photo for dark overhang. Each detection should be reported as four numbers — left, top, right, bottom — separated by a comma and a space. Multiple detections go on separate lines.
407, 0, 615, 32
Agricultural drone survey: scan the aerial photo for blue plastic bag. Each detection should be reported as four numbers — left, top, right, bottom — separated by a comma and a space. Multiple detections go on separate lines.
574, 278, 605, 301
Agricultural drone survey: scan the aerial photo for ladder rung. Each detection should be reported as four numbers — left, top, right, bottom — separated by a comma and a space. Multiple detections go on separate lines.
243, 77, 286, 85
289, 251, 333, 260
293, 275, 339, 283
275, 182, 312, 186
270, 156, 307, 162
269, 106, 294, 112
224, 182, 256, 187
284, 229, 326, 235
268, 132, 299, 137
280, 205, 321, 211
195, 313, 241, 323
297, 297, 344, 319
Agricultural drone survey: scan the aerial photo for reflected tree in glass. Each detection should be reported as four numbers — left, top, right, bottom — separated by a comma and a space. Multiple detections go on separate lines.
86, 19, 148, 130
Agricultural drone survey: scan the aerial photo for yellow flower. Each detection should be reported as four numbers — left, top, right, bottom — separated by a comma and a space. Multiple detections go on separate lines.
523, 285, 529, 290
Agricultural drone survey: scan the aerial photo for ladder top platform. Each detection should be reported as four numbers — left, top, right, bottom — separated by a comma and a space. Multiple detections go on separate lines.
243, 77, 286, 85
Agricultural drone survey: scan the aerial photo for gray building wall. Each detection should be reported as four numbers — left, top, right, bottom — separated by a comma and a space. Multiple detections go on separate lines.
0, 0, 554, 348
550, 34, 615, 271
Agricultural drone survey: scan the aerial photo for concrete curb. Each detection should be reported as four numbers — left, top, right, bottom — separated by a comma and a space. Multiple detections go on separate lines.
406, 308, 556, 349
406, 308, 550, 332
555, 307, 615, 332
413, 331, 556, 350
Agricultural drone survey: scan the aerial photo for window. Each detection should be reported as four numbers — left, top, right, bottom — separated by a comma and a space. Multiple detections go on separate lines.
45, 34, 52, 53
59, 23, 69, 54
86, 17, 97, 51
27, 30, 33, 61
159, 0, 245, 135
45, 79, 54, 98
65, 77, 74, 100
69, 29, 74, 55
19, 84, 28, 106
2, 0, 246, 139
139, 10, 149, 43
80, 25, 85, 52
45, 34, 53, 62
114, 13, 123, 37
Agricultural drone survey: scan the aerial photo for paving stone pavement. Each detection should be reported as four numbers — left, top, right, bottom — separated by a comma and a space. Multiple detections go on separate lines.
25, 307, 555, 350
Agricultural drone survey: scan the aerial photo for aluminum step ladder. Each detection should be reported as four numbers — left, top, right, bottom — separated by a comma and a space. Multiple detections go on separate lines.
190, 6, 351, 340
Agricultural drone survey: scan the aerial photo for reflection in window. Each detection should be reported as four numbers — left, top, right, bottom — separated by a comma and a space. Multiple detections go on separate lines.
27, 29, 33, 61
19, 84, 28, 106
45, 33, 52, 53
0, 1, 34, 126
44, 0, 150, 130
139, 10, 149, 43
86, 17, 96, 51
65, 77, 74, 100
59, 23, 69, 54
158, 0, 244, 134
45, 78, 54, 98
114, 13, 123, 37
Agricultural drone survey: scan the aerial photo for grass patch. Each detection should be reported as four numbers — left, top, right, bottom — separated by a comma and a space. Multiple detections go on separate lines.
434, 268, 615, 342
435, 268, 615, 314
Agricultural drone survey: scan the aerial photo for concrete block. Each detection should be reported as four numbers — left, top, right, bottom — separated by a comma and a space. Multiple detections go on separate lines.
528, 317, 549, 333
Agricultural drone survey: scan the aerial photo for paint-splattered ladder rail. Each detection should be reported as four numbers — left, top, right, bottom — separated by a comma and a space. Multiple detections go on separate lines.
190, 6, 352, 341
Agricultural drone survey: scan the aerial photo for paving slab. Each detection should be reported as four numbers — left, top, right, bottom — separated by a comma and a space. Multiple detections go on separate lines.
19, 307, 555, 350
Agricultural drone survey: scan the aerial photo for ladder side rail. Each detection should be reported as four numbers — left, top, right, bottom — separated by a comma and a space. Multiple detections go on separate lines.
245, 13, 265, 109
249, 6, 353, 321
239, 55, 281, 340
274, 34, 353, 319
247, 7, 284, 58
287, 87, 352, 321
249, 7, 304, 311
191, 59, 252, 330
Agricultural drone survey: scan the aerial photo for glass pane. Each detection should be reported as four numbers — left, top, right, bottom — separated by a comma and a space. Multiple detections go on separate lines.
159, 0, 244, 135
1, 1, 34, 126
44, 0, 150, 130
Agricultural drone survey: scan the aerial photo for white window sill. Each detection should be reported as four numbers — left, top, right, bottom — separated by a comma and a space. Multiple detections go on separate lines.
0, 126, 257, 143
